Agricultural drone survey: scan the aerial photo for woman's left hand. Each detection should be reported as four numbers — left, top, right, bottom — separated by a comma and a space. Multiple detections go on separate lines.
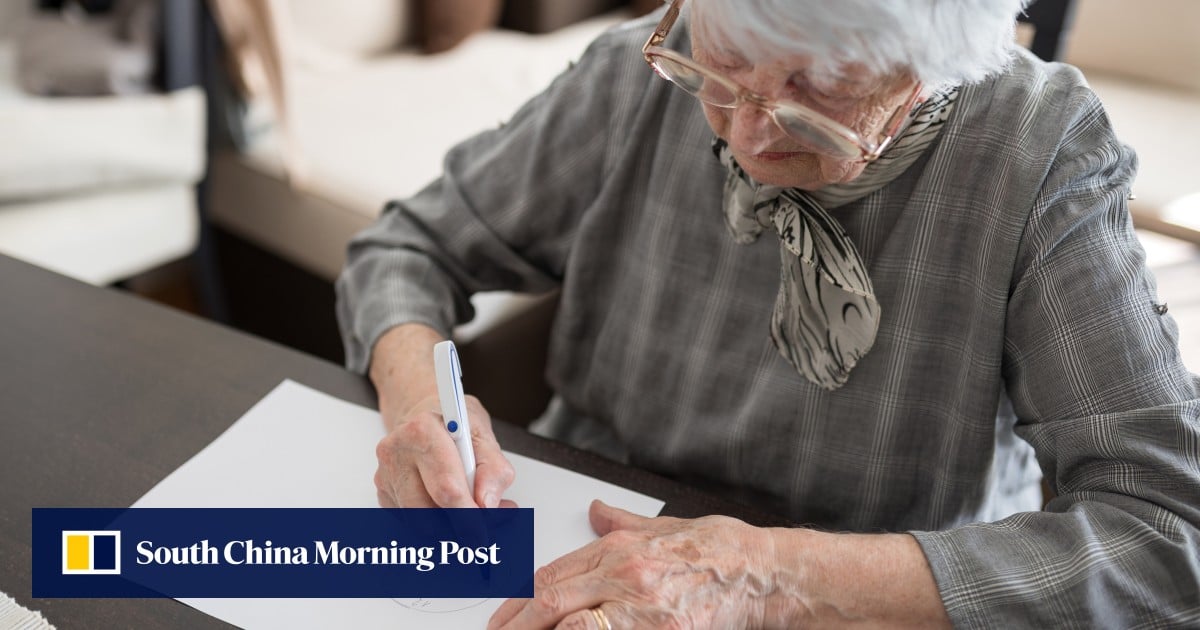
488, 499, 794, 629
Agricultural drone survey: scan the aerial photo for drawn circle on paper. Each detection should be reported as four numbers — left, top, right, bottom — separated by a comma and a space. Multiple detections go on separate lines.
391, 597, 490, 614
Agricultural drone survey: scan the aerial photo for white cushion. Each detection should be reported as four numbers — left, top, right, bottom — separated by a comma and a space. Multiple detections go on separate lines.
0, 184, 198, 285
0, 44, 205, 200
283, 12, 628, 218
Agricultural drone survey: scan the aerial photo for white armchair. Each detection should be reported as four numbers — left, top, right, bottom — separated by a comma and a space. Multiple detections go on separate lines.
0, 0, 206, 286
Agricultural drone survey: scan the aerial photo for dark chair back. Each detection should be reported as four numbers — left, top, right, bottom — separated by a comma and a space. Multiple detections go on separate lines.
1018, 0, 1077, 61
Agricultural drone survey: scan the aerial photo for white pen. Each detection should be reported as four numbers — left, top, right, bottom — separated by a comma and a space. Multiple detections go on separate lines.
434, 340, 477, 498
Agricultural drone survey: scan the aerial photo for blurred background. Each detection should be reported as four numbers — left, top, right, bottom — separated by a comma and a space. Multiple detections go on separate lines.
0, 0, 1196, 412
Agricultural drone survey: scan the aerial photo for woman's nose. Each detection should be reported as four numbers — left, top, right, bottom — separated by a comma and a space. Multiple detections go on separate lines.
727, 101, 780, 155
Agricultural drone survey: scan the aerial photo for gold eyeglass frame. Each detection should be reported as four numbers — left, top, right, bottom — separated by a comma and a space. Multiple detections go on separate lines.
642, 0, 925, 163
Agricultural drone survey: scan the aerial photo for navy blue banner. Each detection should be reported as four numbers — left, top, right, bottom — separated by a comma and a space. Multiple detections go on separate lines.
33, 508, 534, 598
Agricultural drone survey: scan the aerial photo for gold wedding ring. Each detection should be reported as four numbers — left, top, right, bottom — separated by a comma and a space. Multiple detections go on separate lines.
590, 606, 613, 630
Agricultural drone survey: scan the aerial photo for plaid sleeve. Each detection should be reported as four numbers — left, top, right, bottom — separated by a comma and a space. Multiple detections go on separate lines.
912, 88, 1200, 627
334, 32, 638, 374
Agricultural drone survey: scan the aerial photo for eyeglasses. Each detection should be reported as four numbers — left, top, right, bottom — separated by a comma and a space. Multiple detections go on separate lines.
642, 0, 924, 163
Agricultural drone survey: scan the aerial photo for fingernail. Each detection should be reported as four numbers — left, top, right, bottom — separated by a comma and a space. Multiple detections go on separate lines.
483, 491, 497, 508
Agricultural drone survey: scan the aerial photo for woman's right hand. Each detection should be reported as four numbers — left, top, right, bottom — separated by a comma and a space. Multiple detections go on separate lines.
368, 323, 516, 509
374, 391, 516, 508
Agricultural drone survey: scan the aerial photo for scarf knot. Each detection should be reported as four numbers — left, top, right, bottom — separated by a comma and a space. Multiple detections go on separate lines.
714, 87, 957, 389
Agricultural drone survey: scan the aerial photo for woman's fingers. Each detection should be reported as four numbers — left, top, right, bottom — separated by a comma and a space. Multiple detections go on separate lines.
554, 603, 623, 630
375, 395, 515, 509
488, 538, 610, 629
588, 499, 671, 536
488, 568, 617, 630
464, 396, 516, 508
490, 510, 772, 629
376, 405, 473, 508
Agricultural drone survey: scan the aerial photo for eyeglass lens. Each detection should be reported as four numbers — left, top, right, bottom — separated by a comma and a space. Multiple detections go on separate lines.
649, 53, 864, 159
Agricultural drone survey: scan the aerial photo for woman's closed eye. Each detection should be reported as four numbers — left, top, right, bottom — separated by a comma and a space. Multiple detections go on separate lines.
709, 58, 746, 75
786, 76, 858, 108
802, 72, 880, 100
811, 88, 859, 105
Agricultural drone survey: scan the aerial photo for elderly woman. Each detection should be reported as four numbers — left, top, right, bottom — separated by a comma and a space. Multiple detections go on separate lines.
337, 0, 1200, 626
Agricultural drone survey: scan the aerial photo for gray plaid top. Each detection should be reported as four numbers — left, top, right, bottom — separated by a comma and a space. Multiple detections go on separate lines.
336, 15, 1200, 628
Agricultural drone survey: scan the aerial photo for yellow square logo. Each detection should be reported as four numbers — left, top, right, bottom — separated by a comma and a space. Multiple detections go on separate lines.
61, 531, 121, 575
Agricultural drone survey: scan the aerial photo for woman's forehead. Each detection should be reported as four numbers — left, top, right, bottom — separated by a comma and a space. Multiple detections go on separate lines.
692, 28, 888, 87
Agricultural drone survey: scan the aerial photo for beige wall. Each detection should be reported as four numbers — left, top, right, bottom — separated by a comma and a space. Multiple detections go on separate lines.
1066, 0, 1200, 92
0, 0, 30, 40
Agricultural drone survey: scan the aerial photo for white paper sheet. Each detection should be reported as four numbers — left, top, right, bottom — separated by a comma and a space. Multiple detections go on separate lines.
133, 379, 664, 629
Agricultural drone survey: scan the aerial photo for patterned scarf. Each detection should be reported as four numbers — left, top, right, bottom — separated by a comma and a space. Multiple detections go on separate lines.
715, 87, 958, 390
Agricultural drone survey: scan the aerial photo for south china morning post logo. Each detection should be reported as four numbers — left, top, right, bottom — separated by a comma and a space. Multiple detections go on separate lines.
33, 508, 534, 598
61, 530, 121, 575
132, 537, 499, 571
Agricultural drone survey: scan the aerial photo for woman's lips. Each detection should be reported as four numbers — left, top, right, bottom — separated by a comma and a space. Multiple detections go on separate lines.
752, 151, 804, 161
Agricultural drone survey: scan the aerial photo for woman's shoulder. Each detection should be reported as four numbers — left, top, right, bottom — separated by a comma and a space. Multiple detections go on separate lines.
944, 47, 1126, 183
1006, 48, 1107, 113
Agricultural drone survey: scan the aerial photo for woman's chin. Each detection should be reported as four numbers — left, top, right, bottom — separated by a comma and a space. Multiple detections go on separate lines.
737, 152, 826, 189
737, 151, 864, 190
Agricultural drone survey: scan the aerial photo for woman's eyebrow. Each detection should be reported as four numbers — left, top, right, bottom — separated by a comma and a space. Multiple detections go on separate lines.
701, 42, 748, 63
805, 70, 884, 94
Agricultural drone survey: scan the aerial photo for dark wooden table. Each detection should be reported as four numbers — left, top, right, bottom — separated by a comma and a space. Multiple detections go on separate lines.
0, 254, 784, 628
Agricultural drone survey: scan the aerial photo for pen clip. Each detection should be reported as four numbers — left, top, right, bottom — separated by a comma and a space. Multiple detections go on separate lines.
434, 341, 469, 438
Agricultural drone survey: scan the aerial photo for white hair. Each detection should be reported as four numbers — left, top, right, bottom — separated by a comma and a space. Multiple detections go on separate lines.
691, 0, 1032, 89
